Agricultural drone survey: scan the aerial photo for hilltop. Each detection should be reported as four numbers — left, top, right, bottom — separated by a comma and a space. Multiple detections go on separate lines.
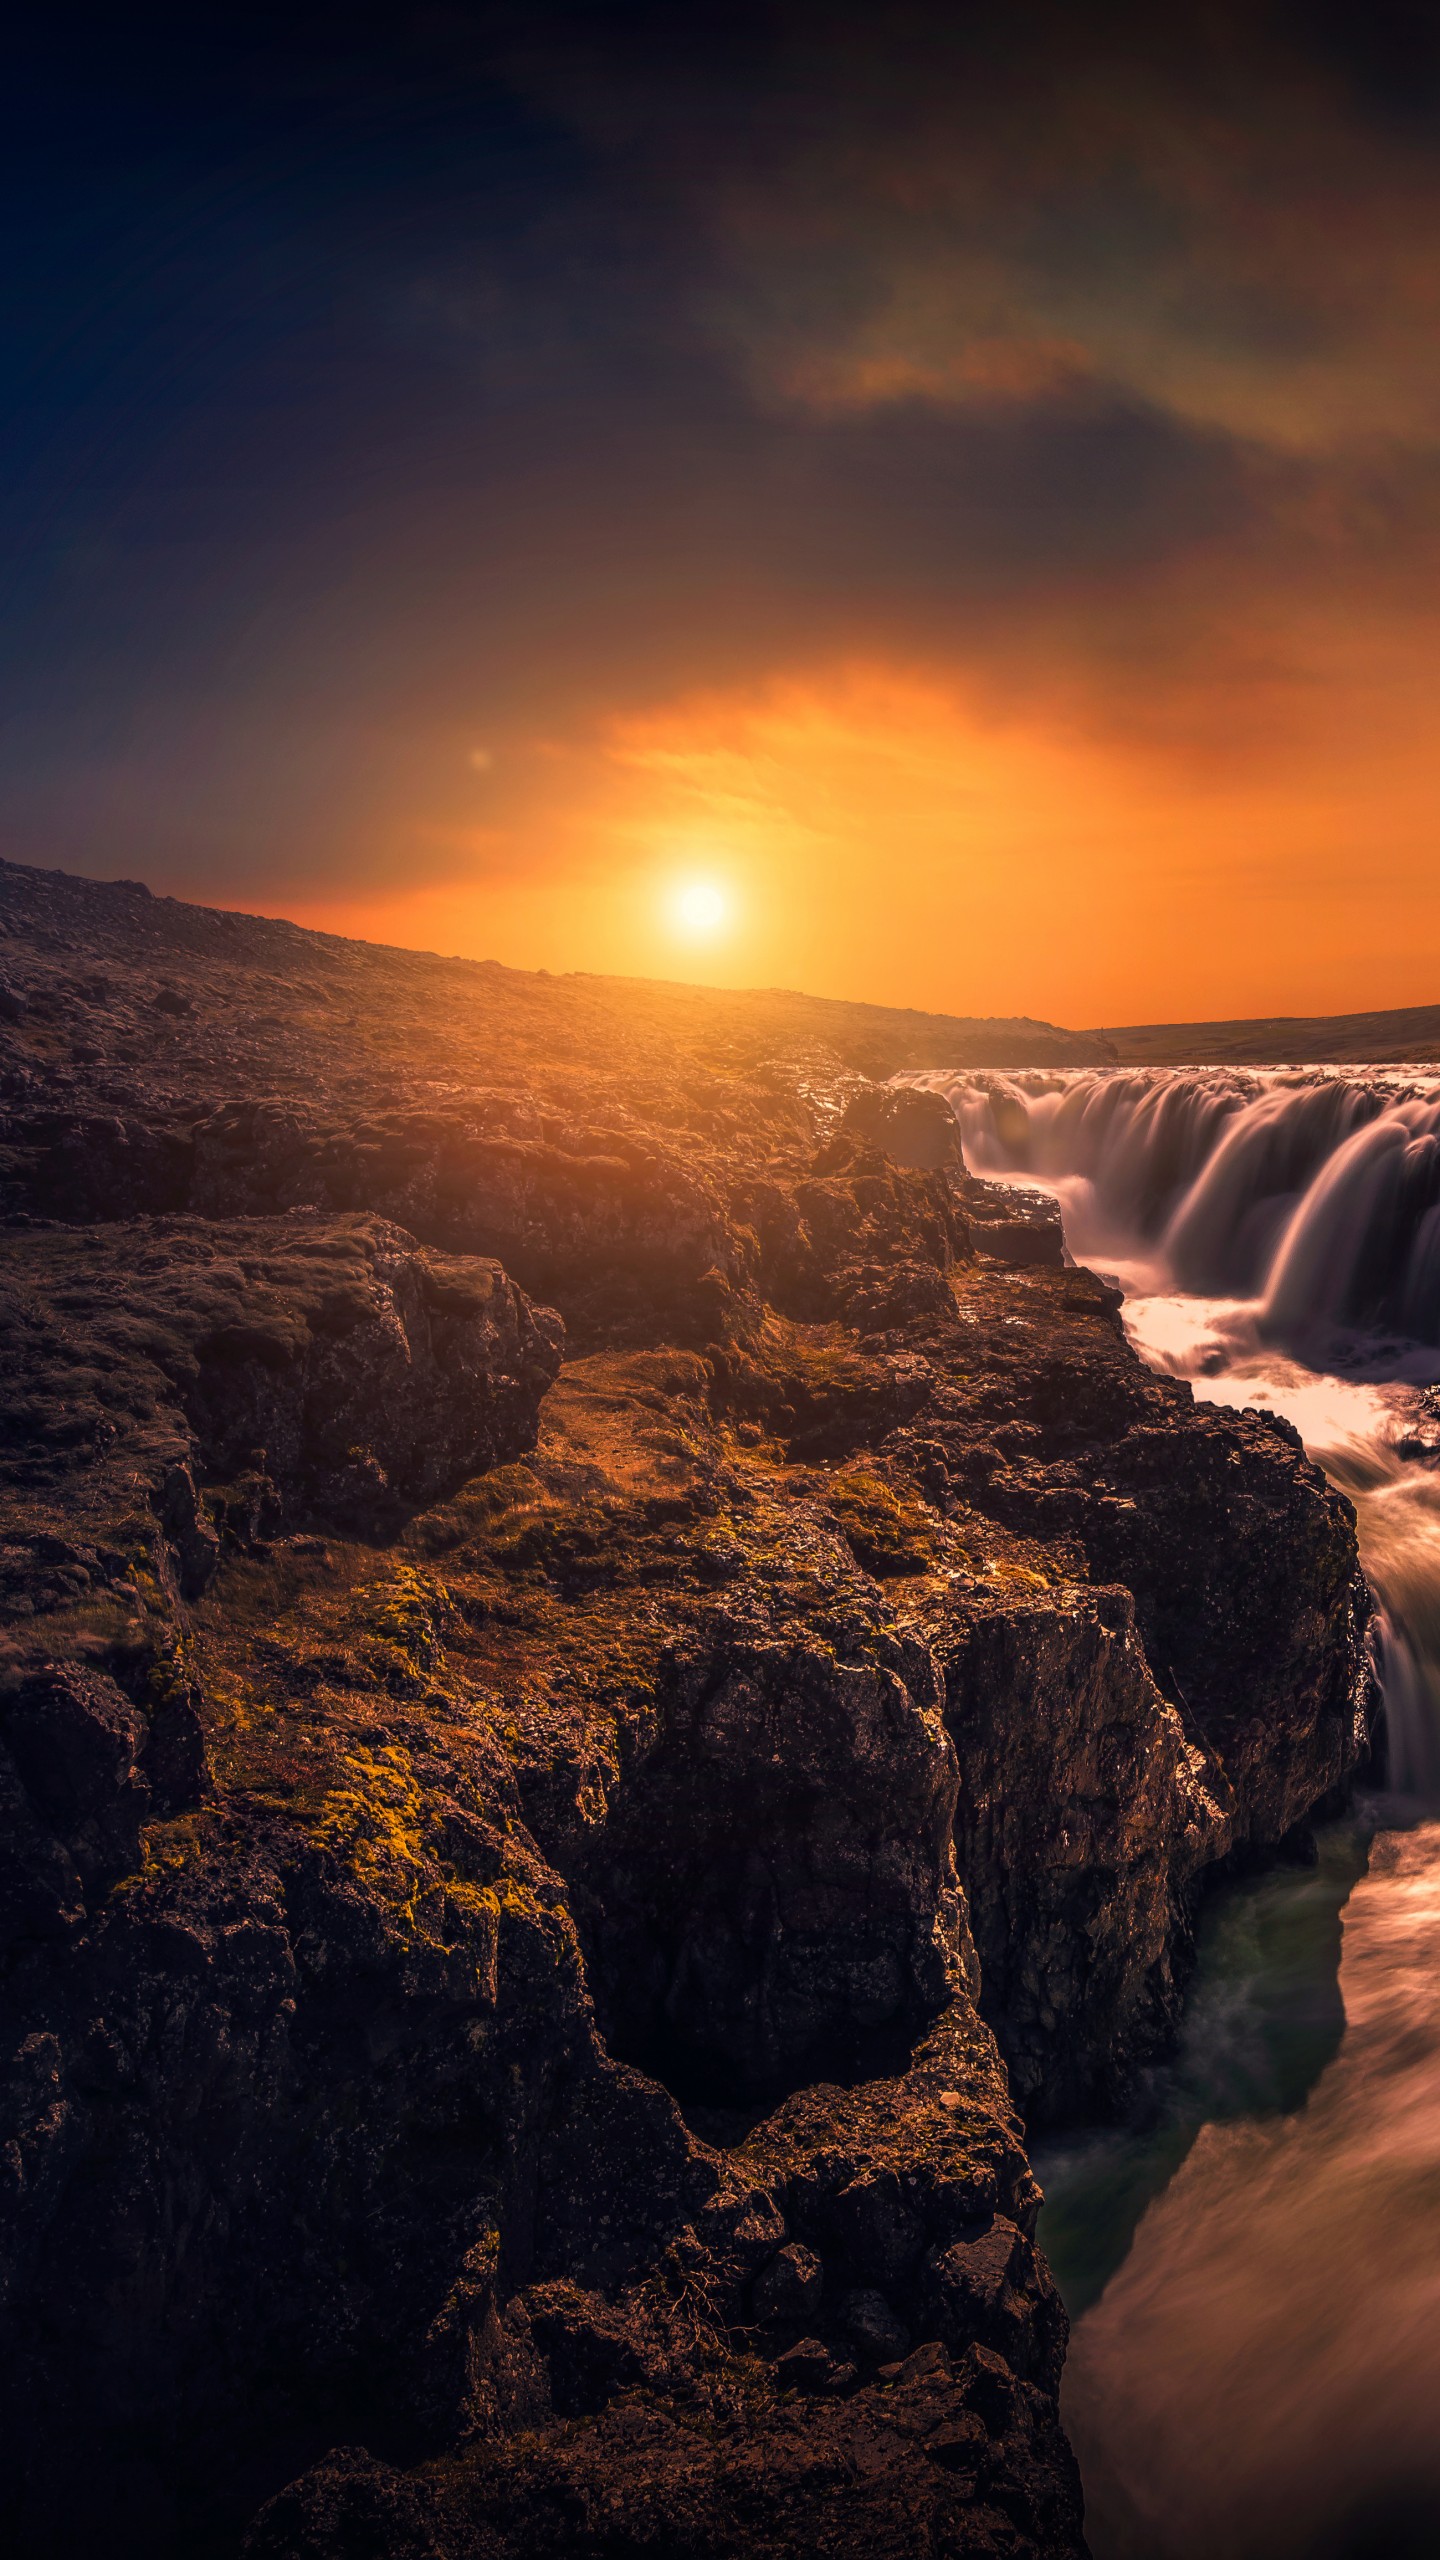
0, 858, 1111, 1106
1098, 1002, 1440, 1067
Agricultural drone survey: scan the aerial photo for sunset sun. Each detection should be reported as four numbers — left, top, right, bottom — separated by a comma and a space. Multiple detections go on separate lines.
665, 875, 732, 940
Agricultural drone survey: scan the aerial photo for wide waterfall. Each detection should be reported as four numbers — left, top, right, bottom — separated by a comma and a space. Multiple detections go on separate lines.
919, 1065, 1440, 1351
917, 1062, 1440, 2559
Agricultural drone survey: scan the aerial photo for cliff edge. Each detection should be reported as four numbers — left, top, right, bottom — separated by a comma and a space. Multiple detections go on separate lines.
0, 864, 1370, 2559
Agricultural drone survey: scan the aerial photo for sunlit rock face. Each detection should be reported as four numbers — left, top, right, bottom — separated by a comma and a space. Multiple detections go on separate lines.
0, 1214, 564, 1545
0, 859, 1372, 2560
934, 1582, 1232, 2127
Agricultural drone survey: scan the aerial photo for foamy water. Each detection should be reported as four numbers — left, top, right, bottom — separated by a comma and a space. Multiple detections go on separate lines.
919, 1065, 1440, 2557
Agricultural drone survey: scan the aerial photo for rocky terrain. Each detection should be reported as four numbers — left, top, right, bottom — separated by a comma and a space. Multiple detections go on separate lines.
0, 860, 1373, 2559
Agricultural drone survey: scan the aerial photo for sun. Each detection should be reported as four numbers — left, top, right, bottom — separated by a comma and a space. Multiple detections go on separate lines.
665, 876, 732, 940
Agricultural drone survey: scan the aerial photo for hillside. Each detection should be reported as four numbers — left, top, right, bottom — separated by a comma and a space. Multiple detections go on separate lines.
1098, 1002, 1440, 1066
0, 859, 1110, 1103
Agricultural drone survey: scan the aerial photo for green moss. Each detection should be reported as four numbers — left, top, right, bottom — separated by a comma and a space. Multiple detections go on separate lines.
352, 1562, 451, 1692
824, 1465, 939, 1576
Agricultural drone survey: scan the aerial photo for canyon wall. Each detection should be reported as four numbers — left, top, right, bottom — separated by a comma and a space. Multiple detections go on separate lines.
0, 863, 1372, 2558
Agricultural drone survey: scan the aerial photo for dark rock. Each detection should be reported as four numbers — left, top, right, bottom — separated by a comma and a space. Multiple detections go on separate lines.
934, 1580, 1230, 2122
242, 2449, 446, 2560
923, 2409, 988, 2473
1, 1664, 150, 1895
837, 1084, 963, 1170
0, 1215, 565, 1545
522, 2281, 650, 2414
826, 2170, 926, 2287
773, 2335, 835, 2392
159, 1460, 221, 1596
140, 1667, 209, 1812
957, 1173, 1066, 1269
930, 2217, 1024, 2316
767, 1141, 969, 1335
881, 2339, 950, 2386
839, 2286, 910, 2360
752, 2241, 824, 2324
0, 1744, 85, 1945
571, 1614, 961, 2104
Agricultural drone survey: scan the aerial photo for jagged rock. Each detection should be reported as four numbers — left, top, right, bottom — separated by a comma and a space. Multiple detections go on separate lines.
570, 1611, 965, 2103
753, 2241, 824, 2323
837, 1084, 963, 1170
933, 1580, 1231, 2122
0, 1214, 564, 1553
0, 857, 1374, 2560
766, 1138, 969, 1334
956, 1173, 1066, 1269
159, 1461, 221, 1596
773, 2335, 839, 2391
0, 1665, 154, 1949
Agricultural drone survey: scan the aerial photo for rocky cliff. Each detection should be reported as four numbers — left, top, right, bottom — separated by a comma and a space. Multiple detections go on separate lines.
0, 862, 1372, 2559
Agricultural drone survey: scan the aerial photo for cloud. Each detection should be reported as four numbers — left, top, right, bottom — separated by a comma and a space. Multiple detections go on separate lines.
10, 2, 1440, 1015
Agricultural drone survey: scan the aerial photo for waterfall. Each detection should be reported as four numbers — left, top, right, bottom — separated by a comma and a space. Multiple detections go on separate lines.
922, 1065, 1440, 1349
915, 1061, 1440, 1803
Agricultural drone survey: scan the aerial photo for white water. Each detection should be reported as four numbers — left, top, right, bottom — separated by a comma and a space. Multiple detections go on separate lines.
922, 1065, 1440, 2557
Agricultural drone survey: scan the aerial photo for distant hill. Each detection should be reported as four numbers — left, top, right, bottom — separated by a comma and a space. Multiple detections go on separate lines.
0, 856, 1111, 1088
1096, 1004, 1440, 1067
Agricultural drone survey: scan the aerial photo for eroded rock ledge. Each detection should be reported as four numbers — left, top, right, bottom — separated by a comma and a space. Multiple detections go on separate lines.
0, 864, 1372, 2559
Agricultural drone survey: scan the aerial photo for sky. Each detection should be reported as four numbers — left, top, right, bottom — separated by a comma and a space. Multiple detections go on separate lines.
6, 1, 1440, 1027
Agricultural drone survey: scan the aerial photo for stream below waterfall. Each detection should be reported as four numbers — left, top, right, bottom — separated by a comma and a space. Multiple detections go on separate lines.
923, 1065, 1440, 2560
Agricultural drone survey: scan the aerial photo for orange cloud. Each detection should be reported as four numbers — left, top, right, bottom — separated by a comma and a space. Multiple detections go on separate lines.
287, 636, 1440, 1028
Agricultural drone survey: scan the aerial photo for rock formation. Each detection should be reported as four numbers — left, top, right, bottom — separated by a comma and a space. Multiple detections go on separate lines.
0, 860, 1372, 2558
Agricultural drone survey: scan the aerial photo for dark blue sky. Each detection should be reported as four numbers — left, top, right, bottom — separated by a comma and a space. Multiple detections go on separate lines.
5, 5, 1440, 1019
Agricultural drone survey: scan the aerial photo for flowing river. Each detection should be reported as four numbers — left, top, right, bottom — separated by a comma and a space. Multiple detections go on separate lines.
922, 1065, 1440, 2560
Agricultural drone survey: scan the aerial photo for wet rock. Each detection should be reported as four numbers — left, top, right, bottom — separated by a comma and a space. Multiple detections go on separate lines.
957, 1173, 1066, 1269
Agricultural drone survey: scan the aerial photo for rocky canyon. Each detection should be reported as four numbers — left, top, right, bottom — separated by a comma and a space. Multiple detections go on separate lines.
0, 859, 1374, 2560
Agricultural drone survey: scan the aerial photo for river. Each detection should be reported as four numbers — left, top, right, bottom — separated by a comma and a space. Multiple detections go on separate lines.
923, 1065, 1440, 2560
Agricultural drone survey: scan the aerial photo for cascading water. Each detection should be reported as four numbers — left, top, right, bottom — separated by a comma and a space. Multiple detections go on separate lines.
932, 1063, 1440, 1342
917, 1063, 1440, 2559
